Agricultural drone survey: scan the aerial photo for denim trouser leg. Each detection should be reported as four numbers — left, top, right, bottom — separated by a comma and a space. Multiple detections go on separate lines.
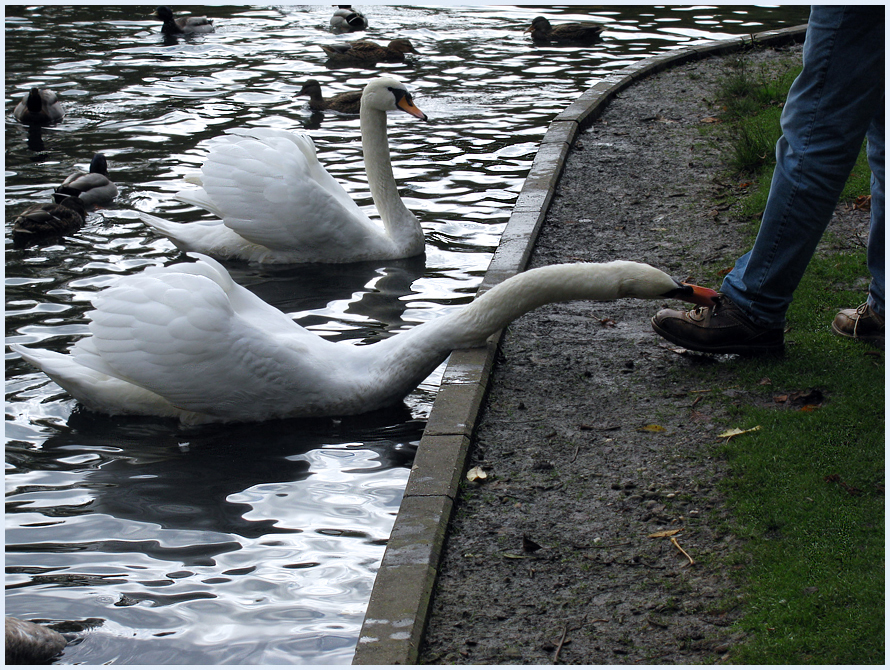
866, 106, 885, 317
720, 5, 885, 327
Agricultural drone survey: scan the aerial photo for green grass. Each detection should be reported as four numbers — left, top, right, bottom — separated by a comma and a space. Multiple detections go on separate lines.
699, 48, 885, 664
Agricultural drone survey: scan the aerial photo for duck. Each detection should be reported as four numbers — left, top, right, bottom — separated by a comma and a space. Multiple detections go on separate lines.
10, 197, 87, 249
13, 87, 65, 125
526, 16, 606, 45
11, 255, 719, 425
321, 39, 418, 65
53, 153, 118, 207
5, 617, 68, 665
330, 5, 368, 33
152, 6, 214, 34
297, 79, 362, 114
139, 77, 428, 264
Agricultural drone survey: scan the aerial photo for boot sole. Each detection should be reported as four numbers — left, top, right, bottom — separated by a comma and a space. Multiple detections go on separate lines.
830, 323, 885, 349
651, 317, 784, 356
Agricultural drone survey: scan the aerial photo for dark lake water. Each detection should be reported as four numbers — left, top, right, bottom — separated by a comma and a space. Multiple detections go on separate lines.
5, 4, 810, 664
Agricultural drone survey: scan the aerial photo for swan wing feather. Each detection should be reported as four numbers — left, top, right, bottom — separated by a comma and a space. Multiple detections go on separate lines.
185, 130, 381, 253
67, 256, 336, 418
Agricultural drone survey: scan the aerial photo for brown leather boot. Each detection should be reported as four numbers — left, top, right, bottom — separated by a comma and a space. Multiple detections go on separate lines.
651, 294, 784, 355
831, 302, 884, 348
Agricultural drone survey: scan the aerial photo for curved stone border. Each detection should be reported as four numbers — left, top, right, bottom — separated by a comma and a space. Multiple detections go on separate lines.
352, 24, 807, 665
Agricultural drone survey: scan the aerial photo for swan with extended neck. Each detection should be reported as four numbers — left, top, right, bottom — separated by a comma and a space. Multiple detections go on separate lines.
139, 77, 427, 264
11, 255, 718, 425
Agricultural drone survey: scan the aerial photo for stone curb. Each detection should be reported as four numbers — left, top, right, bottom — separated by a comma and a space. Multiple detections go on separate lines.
352, 24, 807, 666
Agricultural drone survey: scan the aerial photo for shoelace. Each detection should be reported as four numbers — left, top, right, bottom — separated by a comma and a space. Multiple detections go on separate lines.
690, 295, 725, 318
852, 302, 871, 338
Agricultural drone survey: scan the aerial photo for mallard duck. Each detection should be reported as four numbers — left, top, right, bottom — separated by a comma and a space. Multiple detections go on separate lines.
526, 16, 606, 45
5, 617, 68, 665
12, 256, 718, 424
297, 79, 362, 114
321, 39, 418, 65
13, 87, 65, 125
11, 197, 87, 249
140, 77, 428, 264
53, 153, 118, 207
152, 6, 214, 34
330, 5, 368, 33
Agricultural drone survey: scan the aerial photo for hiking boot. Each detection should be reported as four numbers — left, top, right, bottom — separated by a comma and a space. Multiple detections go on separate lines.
831, 302, 884, 348
651, 294, 784, 355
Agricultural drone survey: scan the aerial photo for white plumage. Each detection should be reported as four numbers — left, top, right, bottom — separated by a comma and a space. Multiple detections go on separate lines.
12, 255, 718, 425
139, 77, 428, 264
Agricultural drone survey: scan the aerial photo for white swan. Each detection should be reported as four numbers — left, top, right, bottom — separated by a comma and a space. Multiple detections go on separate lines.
11, 255, 718, 425
139, 77, 428, 264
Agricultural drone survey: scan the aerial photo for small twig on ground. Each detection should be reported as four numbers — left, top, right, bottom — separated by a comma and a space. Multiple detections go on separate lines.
553, 624, 569, 663
571, 443, 581, 462
671, 536, 695, 565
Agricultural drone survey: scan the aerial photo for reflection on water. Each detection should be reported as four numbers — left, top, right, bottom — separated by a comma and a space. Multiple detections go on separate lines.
5, 5, 809, 664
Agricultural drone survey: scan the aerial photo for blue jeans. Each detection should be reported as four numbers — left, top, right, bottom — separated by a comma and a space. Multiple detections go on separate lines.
721, 5, 885, 326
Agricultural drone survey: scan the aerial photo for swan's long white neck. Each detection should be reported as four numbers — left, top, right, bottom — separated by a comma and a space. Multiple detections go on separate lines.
360, 107, 421, 245
368, 261, 674, 399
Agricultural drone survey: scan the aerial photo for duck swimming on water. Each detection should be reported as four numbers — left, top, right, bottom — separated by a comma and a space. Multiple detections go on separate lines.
526, 16, 606, 45
11, 197, 87, 249
330, 5, 368, 33
297, 79, 362, 114
153, 6, 214, 34
53, 154, 118, 207
5, 617, 68, 665
13, 87, 65, 125
321, 39, 418, 65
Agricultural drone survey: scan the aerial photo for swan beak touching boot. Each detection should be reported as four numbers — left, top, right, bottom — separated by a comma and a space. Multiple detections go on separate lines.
661, 281, 719, 307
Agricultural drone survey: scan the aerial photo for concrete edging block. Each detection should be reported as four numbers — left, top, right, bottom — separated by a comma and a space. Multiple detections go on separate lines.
353, 495, 453, 665
423, 379, 487, 438
404, 433, 471, 499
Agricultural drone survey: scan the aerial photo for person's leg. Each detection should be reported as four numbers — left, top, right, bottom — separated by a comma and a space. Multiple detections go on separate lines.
866, 108, 885, 318
831, 106, 885, 348
652, 6, 885, 354
720, 5, 885, 327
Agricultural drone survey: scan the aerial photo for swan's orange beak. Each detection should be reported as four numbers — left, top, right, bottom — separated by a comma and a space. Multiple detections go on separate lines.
661, 282, 720, 307
397, 97, 428, 121
682, 283, 720, 307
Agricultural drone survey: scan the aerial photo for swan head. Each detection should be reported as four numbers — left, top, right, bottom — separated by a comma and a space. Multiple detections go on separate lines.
362, 77, 428, 121
616, 262, 719, 306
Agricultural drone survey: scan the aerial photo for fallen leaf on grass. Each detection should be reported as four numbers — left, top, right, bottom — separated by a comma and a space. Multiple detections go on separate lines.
648, 528, 684, 538
701, 116, 721, 124
637, 424, 667, 433
853, 194, 872, 211
466, 466, 488, 482
718, 426, 761, 440
670, 536, 695, 565
774, 388, 825, 407
825, 473, 863, 496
